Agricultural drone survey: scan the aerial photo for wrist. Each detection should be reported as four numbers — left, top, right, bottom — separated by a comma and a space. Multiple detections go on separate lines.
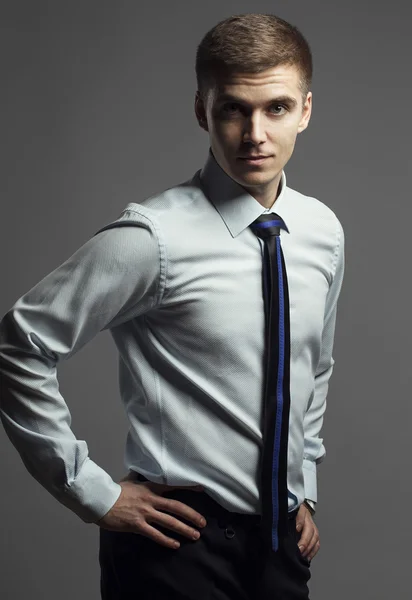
303, 499, 316, 516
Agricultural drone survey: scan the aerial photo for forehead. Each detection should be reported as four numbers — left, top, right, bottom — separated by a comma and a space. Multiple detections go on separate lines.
211, 64, 301, 103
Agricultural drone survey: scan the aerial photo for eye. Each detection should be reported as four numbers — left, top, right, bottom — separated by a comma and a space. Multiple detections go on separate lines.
269, 103, 288, 115
222, 102, 240, 113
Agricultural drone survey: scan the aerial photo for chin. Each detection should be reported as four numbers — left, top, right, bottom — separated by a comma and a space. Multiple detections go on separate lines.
236, 172, 273, 186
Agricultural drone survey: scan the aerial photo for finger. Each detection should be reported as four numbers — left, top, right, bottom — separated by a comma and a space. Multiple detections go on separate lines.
296, 518, 304, 533
134, 519, 183, 549
307, 539, 321, 561
297, 522, 316, 556
153, 496, 207, 529
301, 528, 318, 558
149, 509, 203, 542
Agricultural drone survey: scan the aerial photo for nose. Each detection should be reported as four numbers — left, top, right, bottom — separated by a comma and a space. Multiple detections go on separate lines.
242, 113, 267, 145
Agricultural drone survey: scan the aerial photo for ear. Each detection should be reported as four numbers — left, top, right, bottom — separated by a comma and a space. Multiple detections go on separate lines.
194, 91, 209, 132
297, 91, 312, 134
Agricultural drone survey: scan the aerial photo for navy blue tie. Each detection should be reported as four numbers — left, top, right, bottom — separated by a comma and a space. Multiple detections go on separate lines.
250, 212, 291, 552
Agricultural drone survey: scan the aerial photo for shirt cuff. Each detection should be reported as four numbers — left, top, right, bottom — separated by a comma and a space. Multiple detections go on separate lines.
62, 457, 122, 523
302, 458, 317, 503
304, 498, 316, 511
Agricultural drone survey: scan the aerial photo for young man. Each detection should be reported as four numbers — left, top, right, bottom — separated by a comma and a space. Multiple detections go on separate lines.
0, 13, 344, 600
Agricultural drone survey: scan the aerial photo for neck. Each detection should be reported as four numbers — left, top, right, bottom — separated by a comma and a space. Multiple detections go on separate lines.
243, 174, 282, 210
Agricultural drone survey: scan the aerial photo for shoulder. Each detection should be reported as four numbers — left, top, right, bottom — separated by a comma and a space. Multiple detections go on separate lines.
90, 174, 203, 265
287, 185, 343, 226
285, 185, 344, 247
121, 174, 204, 221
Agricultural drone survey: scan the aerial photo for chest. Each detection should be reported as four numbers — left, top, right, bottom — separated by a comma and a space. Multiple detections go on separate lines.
149, 227, 331, 360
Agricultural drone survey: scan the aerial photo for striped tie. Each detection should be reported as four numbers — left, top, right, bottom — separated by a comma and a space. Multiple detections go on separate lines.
250, 212, 291, 552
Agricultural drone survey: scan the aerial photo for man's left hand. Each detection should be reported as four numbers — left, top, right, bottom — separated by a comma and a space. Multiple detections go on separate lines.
296, 503, 320, 561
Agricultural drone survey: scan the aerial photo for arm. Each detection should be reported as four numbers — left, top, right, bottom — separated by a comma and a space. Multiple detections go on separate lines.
0, 211, 161, 523
302, 218, 345, 506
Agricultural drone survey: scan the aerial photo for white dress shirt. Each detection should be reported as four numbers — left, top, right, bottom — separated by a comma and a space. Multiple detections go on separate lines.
0, 150, 344, 523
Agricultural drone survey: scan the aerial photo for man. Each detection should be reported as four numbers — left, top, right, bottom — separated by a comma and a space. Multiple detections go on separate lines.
0, 13, 344, 600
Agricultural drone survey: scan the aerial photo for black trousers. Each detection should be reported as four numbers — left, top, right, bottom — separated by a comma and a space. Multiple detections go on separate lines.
99, 476, 311, 600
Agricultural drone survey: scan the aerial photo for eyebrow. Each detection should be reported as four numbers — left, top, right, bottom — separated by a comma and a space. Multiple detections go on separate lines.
216, 93, 298, 109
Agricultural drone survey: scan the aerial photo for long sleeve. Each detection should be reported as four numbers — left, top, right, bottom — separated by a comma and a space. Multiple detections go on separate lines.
302, 218, 345, 503
0, 215, 161, 523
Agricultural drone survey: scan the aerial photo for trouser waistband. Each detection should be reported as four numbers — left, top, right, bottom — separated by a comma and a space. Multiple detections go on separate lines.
128, 471, 299, 523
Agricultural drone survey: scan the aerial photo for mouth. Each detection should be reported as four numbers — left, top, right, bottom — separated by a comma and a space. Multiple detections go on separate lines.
237, 155, 271, 166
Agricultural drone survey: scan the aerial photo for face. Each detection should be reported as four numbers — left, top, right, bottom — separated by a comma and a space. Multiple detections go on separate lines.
195, 64, 312, 207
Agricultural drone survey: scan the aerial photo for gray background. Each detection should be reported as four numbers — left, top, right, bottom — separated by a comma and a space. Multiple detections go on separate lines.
1, 1, 410, 598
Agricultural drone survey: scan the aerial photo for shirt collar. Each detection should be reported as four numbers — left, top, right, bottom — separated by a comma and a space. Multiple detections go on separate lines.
199, 149, 290, 238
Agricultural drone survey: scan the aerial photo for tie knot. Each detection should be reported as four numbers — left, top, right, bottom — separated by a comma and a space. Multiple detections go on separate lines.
250, 213, 286, 239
